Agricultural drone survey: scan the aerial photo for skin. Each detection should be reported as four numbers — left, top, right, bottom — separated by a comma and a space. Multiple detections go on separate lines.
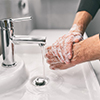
73, 11, 92, 35
46, 34, 100, 70
64, 11, 92, 60
45, 11, 100, 70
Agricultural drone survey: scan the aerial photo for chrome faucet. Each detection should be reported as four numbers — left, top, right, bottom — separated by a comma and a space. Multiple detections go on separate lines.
0, 17, 46, 67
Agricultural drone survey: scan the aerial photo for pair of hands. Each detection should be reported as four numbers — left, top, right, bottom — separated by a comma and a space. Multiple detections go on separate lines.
45, 30, 82, 70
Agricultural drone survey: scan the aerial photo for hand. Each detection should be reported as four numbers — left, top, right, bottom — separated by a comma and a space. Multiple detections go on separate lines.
49, 29, 82, 64
45, 46, 76, 70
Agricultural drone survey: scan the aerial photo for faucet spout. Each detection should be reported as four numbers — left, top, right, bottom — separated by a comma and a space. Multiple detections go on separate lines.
10, 35, 46, 46
0, 16, 46, 67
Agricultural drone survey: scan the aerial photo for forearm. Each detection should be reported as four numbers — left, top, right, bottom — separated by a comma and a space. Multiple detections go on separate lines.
46, 34, 100, 70
71, 11, 92, 35
72, 34, 100, 64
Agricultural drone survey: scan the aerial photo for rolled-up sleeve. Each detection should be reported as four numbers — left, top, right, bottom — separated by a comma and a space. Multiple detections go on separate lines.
77, 0, 100, 19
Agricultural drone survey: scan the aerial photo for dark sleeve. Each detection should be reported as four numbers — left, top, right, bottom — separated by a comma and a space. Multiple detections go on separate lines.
77, 0, 100, 19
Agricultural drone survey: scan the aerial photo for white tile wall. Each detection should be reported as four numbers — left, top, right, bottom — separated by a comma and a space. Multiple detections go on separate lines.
29, 0, 100, 37
29, 0, 80, 29
0, 0, 100, 36
0, 0, 32, 35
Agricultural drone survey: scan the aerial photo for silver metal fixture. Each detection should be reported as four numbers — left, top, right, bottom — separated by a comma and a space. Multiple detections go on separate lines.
0, 16, 46, 67
18, 0, 29, 15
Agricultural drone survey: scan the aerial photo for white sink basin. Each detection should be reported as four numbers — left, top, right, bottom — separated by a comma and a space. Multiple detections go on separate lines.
12, 29, 100, 100
0, 55, 29, 100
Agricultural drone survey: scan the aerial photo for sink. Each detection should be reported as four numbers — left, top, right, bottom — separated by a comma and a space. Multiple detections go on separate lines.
0, 55, 29, 99
9, 29, 100, 100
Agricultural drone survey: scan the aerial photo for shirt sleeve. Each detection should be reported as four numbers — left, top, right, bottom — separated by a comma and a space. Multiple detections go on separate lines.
77, 0, 100, 19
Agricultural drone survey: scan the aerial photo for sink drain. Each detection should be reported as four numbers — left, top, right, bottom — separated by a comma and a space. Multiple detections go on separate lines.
31, 77, 49, 86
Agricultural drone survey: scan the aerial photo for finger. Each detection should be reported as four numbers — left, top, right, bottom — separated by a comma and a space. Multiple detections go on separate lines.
45, 50, 54, 59
73, 38, 80, 43
50, 63, 67, 70
63, 36, 73, 63
62, 45, 71, 63
50, 63, 72, 70
56, 47, 64, 62
73, 35, 82, 43
67, 43, 73, 59
46, 57, 60, 64
50, 64, 61, 70
55, 37, 67, 62
51, 45, 63, 63
46, 46, 52, 52
57, 64, 72, 70
51, 45, 58, 56
46, 46, 52, 50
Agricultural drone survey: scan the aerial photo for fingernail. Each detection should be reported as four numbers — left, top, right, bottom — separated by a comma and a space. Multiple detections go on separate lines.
50, 66, 55, 70
61, 60, 64, 63
65, 61, 69, 64
65, 59, 70, 64
68, 55, 72, 59
67, 53, 72, 59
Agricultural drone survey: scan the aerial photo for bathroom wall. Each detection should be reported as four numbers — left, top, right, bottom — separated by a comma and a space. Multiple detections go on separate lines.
29, 0, 80, 29
0, 0, 32, 35
29, 0, 100, 37
0, 0, 99, 36
86, 10, 100, 37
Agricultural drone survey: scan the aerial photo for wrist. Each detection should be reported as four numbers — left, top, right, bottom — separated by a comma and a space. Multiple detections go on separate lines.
71, 34, 100, 65
69, 24, 83, 35
71, 41, 86, 65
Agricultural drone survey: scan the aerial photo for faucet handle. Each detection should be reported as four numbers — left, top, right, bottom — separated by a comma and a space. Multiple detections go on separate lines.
0, 16, 32, 29
12, 16, 32, 22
